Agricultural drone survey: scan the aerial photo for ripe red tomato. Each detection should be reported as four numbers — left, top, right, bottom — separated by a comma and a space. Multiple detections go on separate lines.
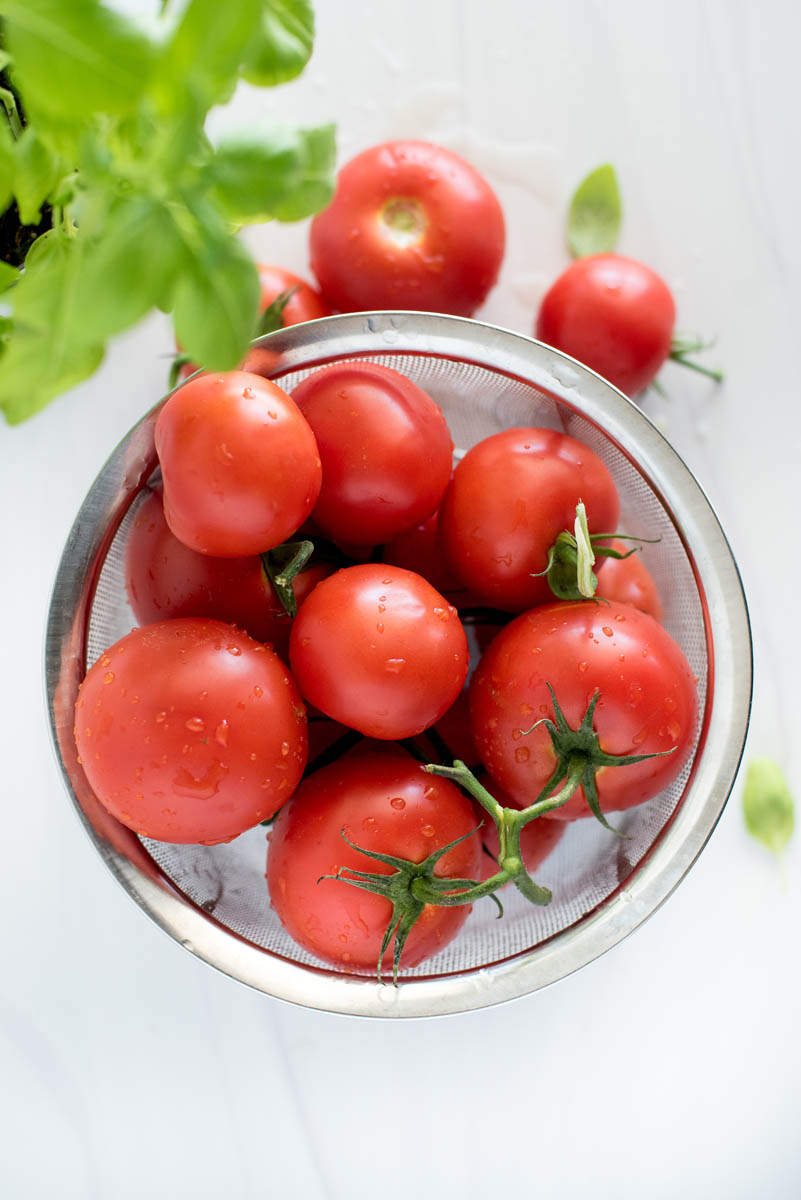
594, 539, 663, 621
254, 263, 331, 326
470, 600, 697, 820
124, 485, 331, 656
73, 619, 308, 844
266, 747, 483, 971
477, 775, 565, 880
309, 140, 505, 317
439, 427, 620, 612
289, 564, 469, 739
535, 254, 676, 396
291, 361, 453, 545
155, 371, 322, 557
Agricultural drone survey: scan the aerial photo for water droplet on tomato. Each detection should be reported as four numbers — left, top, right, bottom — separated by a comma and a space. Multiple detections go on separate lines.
433, 607, 449, 621
243, 387, 254, 399
100, 655, 112, 667
253, 686, 263, 698
602, 626, 613, 637
215, 720, 229, 747
511, 727, 522, 741
378, 604, 386, 613
390, 796, 406, 810
632, 727, 649, 746
362, 816, 377, 832
376, 622, 384, 633
385, 658, 405, 672
663, 696, 676, 712
421, 824, 436, 838
185, 716, 205, 733
578, 661, 588, 672
103, 671, 115, 684
155, 711, 167, 724
667, 720, 681, 741
280, 741, 290, 757
514, 747, 530, 763
226, 644, 242, 656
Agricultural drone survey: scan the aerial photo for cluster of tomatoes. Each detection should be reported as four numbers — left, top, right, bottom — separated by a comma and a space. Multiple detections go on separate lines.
74, 352, 698, 977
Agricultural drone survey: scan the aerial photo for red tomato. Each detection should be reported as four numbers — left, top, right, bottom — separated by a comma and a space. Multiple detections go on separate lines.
383, 508, 476, 606
309, 140, 505, 317
439, 427, 620, 612
535, 254, 676, 396
73, 619, 308, 844
594, 539, 663, 621
155, 371, 322, 557
124, 485, 331, 656
289, 564, 469, 739
291, 361, 453, 545
476, 775, 565, 881
266, 747, 483, 971
254, 263, 331, 326
470, 600, 697, 820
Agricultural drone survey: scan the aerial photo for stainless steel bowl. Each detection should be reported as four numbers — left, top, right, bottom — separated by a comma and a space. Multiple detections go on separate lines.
45, 311, 752, 1017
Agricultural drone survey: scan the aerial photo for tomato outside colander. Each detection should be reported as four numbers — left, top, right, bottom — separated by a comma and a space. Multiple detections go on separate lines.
45, 312, 752, 1018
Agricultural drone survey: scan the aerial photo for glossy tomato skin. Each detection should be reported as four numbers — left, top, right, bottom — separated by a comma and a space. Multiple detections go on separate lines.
383, 508, 478, 606
291, 361, 453, 545
439, 427, 620, 612
124, 486, 331, 657
310, 140, 505, 317
266, 747, 482, 971
155, 371, 322, 557
289, 564, 469, 740
594, 540, 663, 621
73, 619, 308, 844
470, 600, 697, 820
535, 254, 676, 396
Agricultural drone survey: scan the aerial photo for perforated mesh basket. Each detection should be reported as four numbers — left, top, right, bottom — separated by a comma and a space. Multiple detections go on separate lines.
45, 313, 751, 1017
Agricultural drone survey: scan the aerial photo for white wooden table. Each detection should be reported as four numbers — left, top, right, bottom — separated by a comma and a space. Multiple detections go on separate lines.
2, 2, 799, 1196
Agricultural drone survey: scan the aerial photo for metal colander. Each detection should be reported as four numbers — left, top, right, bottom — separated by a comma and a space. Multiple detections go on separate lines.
45, 312, 751, 1017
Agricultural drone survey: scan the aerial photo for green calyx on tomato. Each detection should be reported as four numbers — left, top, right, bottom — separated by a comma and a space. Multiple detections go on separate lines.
319, 826, 490, 985
327, 682, 676, 981
537, 502, 654, 602
257, 286, 300, 336
668, 333, 724, 384
260, 539, 315, 617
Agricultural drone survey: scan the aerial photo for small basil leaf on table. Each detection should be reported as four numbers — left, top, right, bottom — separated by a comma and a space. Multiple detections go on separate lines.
567, 163, 622, 259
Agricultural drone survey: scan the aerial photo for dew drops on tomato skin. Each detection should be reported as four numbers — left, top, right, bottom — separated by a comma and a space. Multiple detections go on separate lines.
514, 747, 530, 763
390, 796, 406, 810
421, 824, 436, 838
185, 716, 205, 733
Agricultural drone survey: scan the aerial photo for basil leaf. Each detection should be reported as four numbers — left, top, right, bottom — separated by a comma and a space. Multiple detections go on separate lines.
171, 218, 260, 370
0, 0, 156, 123
743, 758, 794, 857
0, 259, 18, 290
11, 127, 59, 224
66, 194, 183, 342
0, 117, 14, 215
154, 0, 263, 113
0, 234, 106, 422
567, 164, 622, 259
243, 0, 314, 87
204, 124, 335, 223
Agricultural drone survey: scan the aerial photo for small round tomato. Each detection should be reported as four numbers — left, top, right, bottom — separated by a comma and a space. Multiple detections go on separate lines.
439, 427, 620, 612
266, 747, 483, 971
309, 140, 505, 317
291, 361, 453, 545
535, 254, 676, 396
594, 540, 663, 621
73, 619, 308, 844
289, 564, 469, 740
470, 600, 697, 820
477, 775, 565, 880
124, 485, 331, 656
155, 371, 322, 557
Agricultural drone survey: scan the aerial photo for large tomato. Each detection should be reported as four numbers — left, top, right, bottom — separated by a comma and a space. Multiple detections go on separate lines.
288, 564, 469, 740
266, 747, 483, 971
535, 254, 676, 396
73, 619, 308, 844
124, 485, 331, 656
470, 600, 697, 820
291, 361, 453, 545
309, 140, 505, 316
439, 427, 620, 612
155, 371, 322, 557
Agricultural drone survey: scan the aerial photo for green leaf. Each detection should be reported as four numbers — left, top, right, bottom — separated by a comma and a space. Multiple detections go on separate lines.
243, 0, 315, 87
0, 258, 18, 290
567, 164, 622, 259
0, 232, 107, 422
0, 0, 155, 124
0, 116, 14, 214
203, 123, 335, 224
743, 758, 794, 857
153, 0, 263, 114
171, 218, 260, 370
11, 127, 60, 224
